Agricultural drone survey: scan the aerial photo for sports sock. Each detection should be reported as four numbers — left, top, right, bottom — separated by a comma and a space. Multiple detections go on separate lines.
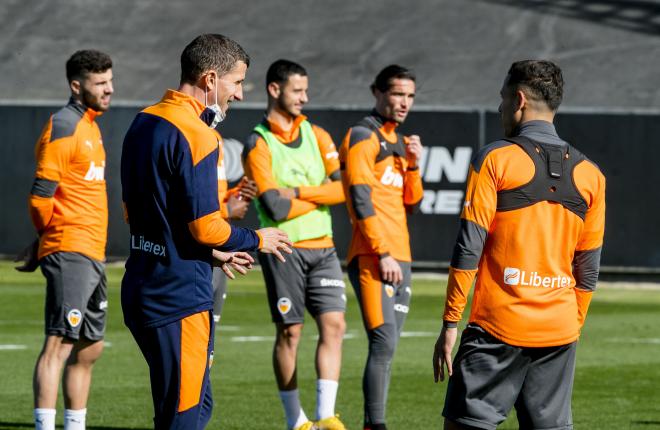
279, 389, 308, 429
64, 408, 86, 430
34, 408, 56, 430
316, 378, 339, 420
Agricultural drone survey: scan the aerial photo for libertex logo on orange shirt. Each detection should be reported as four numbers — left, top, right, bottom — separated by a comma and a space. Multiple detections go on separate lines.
503, 267, 572, 289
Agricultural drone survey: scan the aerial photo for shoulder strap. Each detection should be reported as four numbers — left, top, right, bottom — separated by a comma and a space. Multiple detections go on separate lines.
498, 136, 588, 219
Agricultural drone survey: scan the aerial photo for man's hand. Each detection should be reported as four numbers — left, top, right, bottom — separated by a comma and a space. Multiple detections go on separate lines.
227, 194, 250, 220
14, 239, 39, 272
405, 134, 423, 167
212, 249, 254, 279
277, 188, 296, 200
237, 176, 258, 201
257, 227, 293, 262
433, 326, 458, 383
379, 255, 403, 285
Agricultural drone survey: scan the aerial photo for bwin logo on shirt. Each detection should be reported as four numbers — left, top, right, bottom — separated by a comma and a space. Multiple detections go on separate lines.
84, 161, 105, 181
380, 165, 403, 187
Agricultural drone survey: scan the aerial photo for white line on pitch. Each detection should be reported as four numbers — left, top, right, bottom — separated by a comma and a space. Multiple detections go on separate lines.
0, 344, 27, 350
607, 338, 660, 344
231, 336, 274, 342
0, 320, 42, 325
230, 331, 435, 343
401, 331, 437, 338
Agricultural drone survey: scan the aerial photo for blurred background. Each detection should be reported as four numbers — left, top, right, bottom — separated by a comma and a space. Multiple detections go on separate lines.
1, 0, 658, 277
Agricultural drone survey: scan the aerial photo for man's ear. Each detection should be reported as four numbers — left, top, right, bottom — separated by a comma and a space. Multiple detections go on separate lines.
267, 81, 281, 99
200, 71, 216, 92
70, 79, 81, 96
515, 89, 527, 112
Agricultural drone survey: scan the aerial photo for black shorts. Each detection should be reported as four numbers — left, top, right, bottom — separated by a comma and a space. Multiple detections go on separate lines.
443, 324, 576, 430
40, 252, 107, 341
259, 247, 346, 324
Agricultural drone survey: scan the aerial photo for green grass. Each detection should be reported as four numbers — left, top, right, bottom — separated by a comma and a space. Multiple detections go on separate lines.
0, 261, 659, 429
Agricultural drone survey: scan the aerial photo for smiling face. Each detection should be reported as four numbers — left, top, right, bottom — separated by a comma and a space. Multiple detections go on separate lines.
273, 73, 309, 118
374, 78, 416, 124
73, 69, 114, 112
214, 60, 248, 114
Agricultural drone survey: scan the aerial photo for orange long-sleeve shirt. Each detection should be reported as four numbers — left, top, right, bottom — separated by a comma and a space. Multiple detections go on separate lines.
339, 112, 423, 262
443, 121, 606, 347
243, 114, 344, 248
29, 99, 108, 262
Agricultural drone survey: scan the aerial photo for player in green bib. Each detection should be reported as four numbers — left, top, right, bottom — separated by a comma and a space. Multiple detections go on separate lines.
243, 60, 347, 430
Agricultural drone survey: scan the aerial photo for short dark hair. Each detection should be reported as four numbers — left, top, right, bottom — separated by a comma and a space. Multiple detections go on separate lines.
506, 60, 563, 111
180, 34, 250, 85
66, 50, 112, 82
371, 65, 416, 93
266, 59, 307, 87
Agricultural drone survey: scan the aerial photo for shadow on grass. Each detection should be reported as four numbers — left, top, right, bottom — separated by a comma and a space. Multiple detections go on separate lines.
0, 423, 150, 430
632, 421, 660, 427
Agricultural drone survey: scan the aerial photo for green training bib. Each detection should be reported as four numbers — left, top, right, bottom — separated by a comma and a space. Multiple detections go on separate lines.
253, 120, 333, 243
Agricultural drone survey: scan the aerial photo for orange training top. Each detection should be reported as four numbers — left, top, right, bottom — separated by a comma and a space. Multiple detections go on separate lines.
443, 120, 606, 347
29, 98, 108, 262
339, 111, 424, 262
243, 114, 344, 248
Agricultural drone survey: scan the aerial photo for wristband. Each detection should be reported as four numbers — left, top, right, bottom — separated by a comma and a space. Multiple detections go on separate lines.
443, 320, 458, 329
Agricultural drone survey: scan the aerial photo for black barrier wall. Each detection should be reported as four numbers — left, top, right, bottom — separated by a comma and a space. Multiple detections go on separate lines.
0, 104, 656, 269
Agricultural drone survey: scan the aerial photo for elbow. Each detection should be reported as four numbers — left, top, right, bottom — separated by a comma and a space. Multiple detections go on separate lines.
349, 184, 375, 220
188, 211, 232, 247
572, 247, 602, 291
259, 190, 291, 222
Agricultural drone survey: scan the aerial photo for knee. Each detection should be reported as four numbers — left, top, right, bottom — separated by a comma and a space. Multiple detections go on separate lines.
40, 337, 73, 366
277, 324, 303, 349
368, 325, 397, 359
71, 340, 104, 367
320, 315, 346, 343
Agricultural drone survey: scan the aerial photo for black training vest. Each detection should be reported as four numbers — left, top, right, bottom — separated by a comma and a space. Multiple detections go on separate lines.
496, 136, 588, 220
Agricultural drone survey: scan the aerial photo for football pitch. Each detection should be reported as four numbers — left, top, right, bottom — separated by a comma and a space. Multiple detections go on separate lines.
1, 261, 659, 429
